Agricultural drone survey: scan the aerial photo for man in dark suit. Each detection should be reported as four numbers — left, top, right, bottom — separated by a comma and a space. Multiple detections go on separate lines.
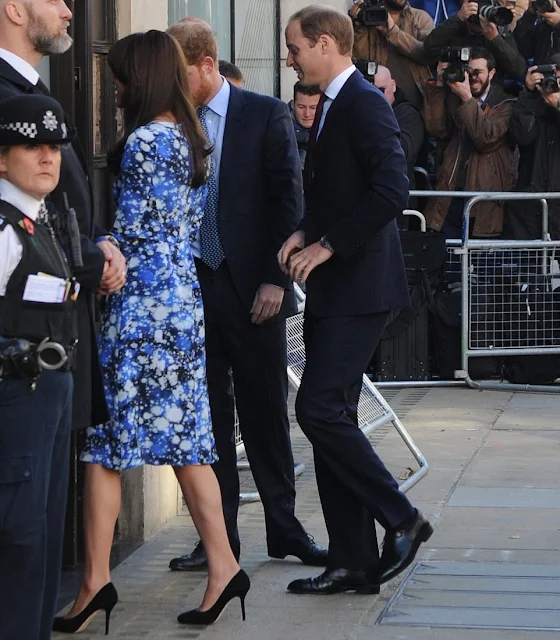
279, 5, 433, 595
167, 17, 327, 571
0, 5, 125, 635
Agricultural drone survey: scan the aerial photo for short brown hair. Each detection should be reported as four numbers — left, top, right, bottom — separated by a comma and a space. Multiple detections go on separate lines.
289, 5, 353, 57
167, 17, 218, 65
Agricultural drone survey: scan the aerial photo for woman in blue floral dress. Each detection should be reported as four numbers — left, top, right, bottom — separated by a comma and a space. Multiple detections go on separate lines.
55, 32, 247, 634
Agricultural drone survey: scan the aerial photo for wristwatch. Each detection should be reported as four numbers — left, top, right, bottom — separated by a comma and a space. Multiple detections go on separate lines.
319, 235, 334, 254
96, 234, 120, 249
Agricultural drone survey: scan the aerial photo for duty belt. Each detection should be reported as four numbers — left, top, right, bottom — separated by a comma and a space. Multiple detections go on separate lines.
0, 337, 76, 383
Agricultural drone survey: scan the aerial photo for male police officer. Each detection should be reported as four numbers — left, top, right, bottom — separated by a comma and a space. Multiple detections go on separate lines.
0, 94, 79, 640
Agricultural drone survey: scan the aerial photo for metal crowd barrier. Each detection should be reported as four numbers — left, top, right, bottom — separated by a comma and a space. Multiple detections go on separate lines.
376, 190, 560, 393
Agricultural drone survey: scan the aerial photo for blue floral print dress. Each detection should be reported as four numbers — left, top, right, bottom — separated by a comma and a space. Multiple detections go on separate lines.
81, 122, 216, 470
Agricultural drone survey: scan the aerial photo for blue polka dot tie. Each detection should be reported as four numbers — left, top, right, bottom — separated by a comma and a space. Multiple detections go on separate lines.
197, 106, 225, 270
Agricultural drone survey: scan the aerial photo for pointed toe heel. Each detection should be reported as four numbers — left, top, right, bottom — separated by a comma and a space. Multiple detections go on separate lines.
52, 583, 118, 635
177, 569, 250, 625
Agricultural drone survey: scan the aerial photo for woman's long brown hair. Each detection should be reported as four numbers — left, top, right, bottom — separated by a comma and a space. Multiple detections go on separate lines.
107, 30, 210, 187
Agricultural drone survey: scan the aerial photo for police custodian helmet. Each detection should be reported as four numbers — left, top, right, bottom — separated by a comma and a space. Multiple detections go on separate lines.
0, 93, 74, 146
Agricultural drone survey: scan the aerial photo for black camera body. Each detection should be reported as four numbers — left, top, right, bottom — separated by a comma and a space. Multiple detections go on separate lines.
355, 58, 379, 84
352, 0, 388, 27
439, 47, 471, 83
534, 0, 556, 13
532, 64, 560, 94
470, 0, 513, 25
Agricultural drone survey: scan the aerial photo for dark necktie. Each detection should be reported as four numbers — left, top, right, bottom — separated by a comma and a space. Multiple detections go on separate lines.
197, 106, 225, 270
35, 78, 50, 95
304, 92, 328, 184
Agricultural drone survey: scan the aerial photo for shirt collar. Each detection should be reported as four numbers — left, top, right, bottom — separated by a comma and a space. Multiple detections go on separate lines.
0, 178, 43, 221
324, 65, 357, 102
0, 48, 39, 86
206, 76, 231, 118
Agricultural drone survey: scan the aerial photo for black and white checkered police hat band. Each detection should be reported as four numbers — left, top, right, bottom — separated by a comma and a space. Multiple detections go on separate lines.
0, 94, 74, 146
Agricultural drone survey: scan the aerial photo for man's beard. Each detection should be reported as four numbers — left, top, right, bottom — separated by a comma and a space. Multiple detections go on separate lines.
192, 70, 213, 107
27, 5, 73, 56
384, 0, 407, 11
471, 77, 490, 98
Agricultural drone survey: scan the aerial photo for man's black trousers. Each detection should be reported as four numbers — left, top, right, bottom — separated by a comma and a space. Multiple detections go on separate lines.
0, 371, 73, 640
295, 310, 416, 573
196, 259, 307, 554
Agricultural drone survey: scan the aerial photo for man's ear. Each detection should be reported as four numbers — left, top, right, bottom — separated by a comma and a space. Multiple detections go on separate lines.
4, 1, 27, 26
202, 56, 216, 76
489, 68, 496, 81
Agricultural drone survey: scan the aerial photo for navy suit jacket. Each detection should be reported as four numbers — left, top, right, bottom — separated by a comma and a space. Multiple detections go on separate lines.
302, 70, 410, 317
218, 84, 303, 319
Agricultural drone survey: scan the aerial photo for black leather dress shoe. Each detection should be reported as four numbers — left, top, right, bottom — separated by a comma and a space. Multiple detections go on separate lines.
377, 511, 433, 585
288, 568, 380, 595
268, 536, 328, 567
169, 541, 208, 571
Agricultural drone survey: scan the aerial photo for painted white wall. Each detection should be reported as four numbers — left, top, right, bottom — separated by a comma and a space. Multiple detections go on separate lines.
117, 0, 168, 37
279, 0, 354, 102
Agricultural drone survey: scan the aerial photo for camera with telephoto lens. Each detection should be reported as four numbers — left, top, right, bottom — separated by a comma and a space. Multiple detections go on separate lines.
532, 64, 560, 94
355, 59, 379, 84
439, 47, 471, 83
351, 0, 388, 27
533, 0, 556, 13
470, 0, 513, 25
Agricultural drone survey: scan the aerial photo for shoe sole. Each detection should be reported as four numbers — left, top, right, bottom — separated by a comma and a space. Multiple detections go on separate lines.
378, 522, 434, 586
169, 564, 208, 572
288, 584, 380, 595
268, 552, 328, 567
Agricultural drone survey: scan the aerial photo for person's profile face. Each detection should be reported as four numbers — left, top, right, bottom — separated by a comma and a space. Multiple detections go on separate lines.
285, 20, 325, 87
26, 0, 73, 56
293, 92, 321, 129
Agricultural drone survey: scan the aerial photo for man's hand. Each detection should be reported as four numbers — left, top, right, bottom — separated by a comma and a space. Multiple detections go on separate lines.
541, 2, 560, 26
288, 242, 333, 284
479, 16, 499, 40
349, 0, 363, 20
278, 230, 305, 273
376, 12, 395, 34
97, 240, 126, 295
525, 65, 544, 91
541, 90, 560, 110
449, 71, 473, 101
458, 1, 479, 21
436, 62, 449, 87
250, 284, 285, 325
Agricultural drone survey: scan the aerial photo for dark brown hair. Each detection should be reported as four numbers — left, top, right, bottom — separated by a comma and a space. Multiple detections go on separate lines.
107, 30, 209, 186
293, 81, 322, 101
167, 17, 218, 64
289, 5, 354, 57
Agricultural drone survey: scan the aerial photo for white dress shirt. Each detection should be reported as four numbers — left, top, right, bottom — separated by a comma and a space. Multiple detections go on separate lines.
191, 77, 231, 258
0, 48, 39, 85
0, 179, 44, 296
317, 64, 356, 138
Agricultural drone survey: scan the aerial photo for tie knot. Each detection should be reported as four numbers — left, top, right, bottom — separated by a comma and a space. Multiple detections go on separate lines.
37, 201, 49, 225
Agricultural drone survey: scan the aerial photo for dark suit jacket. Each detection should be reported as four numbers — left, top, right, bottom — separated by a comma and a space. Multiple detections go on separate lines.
302, 70, 410, 317
218, 84, 303, 319
0, 58, 109, 429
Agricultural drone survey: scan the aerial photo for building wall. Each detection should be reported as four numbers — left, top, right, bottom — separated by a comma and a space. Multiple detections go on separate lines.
279, 0, 351, 102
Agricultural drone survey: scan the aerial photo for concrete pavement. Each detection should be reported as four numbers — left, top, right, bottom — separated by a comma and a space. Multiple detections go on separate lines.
53, 386, 560, 639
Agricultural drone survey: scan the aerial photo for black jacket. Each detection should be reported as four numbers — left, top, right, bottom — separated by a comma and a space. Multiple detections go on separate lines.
218, 84, 302, 319
505, 88, 560, 240
302, 70, 410, 317
514, 11, 560, 65
392, 87, 424, 190
423, 16, 527, 85
0, 59, 109, 429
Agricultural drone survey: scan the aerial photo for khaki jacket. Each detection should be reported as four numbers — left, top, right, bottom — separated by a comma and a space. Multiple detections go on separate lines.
352, 5, 434, 96
423, 81, 516, 236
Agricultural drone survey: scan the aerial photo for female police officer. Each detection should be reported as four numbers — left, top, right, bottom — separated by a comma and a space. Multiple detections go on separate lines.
0, 94, 79, 640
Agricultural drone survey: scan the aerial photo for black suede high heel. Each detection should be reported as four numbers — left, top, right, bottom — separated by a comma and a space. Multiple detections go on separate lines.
177, 569, 250, 625
52, 582, 118, 635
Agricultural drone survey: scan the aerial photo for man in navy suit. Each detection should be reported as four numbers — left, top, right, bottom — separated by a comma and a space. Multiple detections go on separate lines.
167, 17, 327, 571
279, 4, 433, 595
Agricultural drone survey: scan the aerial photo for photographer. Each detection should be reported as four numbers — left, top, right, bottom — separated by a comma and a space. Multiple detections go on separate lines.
350, 0, 434, 109
514, 0, 560, 65
423, 47, 516, 237
504, 57, 560, 238
289, 82, 322, 168
423, 0, 527, 85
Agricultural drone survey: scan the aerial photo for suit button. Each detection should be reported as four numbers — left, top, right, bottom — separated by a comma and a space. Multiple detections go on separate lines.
23, 471, 31, 478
